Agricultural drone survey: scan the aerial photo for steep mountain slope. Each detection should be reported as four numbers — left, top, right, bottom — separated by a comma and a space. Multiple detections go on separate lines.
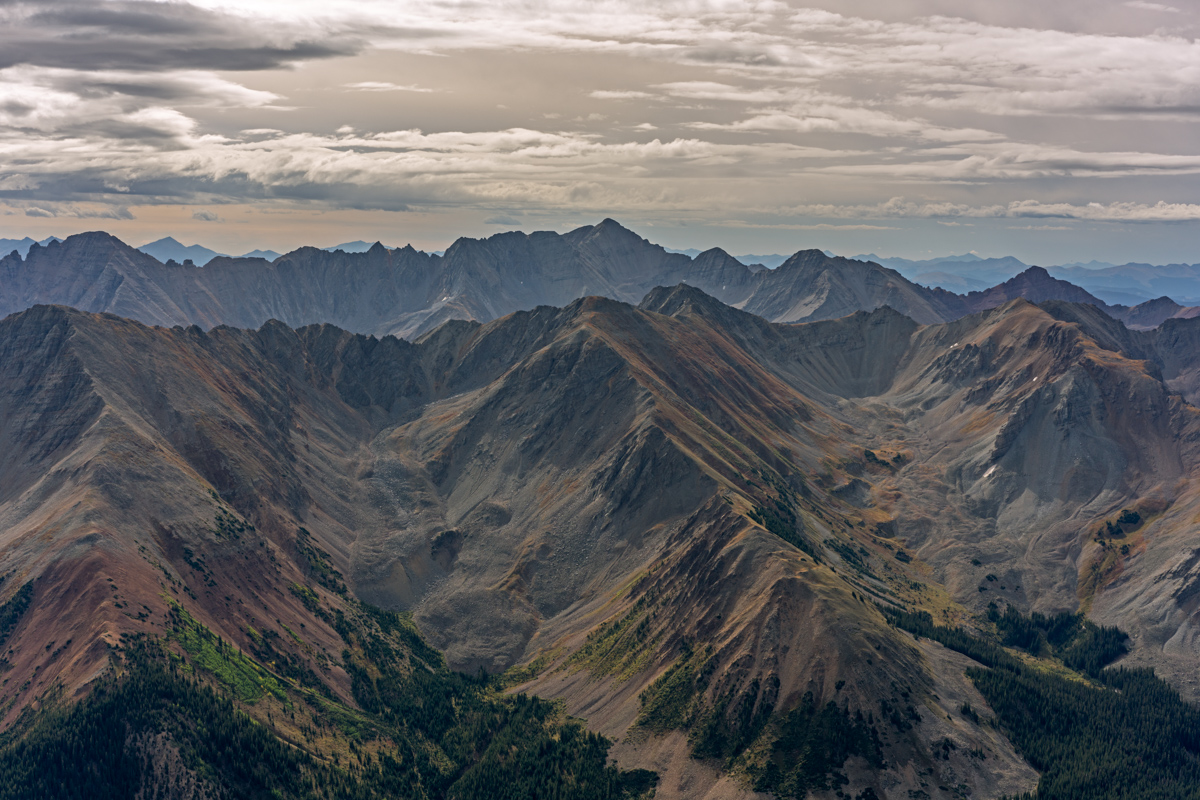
632, 289, 1200, 624
735, 250, 966, 325
0, 305, 662, 799
7, 286, 1200, 796
0, 301, 1046, 799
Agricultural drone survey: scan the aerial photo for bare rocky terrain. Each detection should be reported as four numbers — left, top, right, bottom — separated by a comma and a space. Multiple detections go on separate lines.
4, 276, 1200, 796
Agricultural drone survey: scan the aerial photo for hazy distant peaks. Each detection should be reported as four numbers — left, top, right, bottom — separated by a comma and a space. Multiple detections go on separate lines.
240, 249, 282, 261
664, 247, 822, 269
323, 240, 391, 254
0, 236, 62, 259
855, 252, 986, 268
139, 236, 226, 266
133, 237, 394, 266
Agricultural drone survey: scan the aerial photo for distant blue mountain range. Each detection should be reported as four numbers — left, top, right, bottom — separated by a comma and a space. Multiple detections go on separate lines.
665, 247, 826, 268
849, 252, 1200, 306
137, 237, 226, 266
240, 249, 282, 261
0, 236, 61, 258
136, 237, 395, 265
322, 240, 388, 254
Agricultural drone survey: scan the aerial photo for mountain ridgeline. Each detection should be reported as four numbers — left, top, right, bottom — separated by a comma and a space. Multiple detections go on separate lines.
0, 220, 1188, 341
5, 279, 1200, 797
6, 221, 1200, 797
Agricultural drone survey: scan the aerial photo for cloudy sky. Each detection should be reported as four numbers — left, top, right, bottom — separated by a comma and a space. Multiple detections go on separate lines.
0, 0, 1198, 263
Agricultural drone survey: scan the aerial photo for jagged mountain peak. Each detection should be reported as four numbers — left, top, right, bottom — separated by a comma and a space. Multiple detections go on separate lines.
594, 216, 632, 232
571, 216, 660, 254
45, 230, 126, 249
692, 245, 734, 260
637, 283, 740, 332
776, 247, 844, 270
586, 216, 640, 238
637, 282, 766, 335
639, 282, 727, 313
1018, 264, 1049, 278
974, 265, 1105, 306
1002, 265, 1060, 288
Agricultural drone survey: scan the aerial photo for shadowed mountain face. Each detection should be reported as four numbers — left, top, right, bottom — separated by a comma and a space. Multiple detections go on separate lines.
8, 289, 1200, 796
959, 266, 1108, 313
8, 221, 1183, 343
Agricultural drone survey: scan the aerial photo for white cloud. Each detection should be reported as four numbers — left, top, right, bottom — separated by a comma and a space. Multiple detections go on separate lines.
0, 121, 861, 214
781, 197, 1200, 223
811, 141, 1200, 180
0, 65, 278, 134
163, 2, 1199, 121
20, 203, 133, 219
656, 82, 789, 104
1124, 1, 1179, 11
344, 82, 436, 92
589, 90, 653, 100
723, 221, 900, 230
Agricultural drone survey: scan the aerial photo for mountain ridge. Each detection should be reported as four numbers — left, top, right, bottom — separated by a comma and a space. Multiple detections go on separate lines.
6, 221, 1189, 343
7, 287, 1200, 795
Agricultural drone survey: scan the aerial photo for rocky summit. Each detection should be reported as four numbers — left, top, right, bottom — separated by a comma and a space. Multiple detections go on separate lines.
4, 272, 1200, 797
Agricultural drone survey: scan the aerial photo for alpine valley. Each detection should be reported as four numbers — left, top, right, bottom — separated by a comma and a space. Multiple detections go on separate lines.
4, 221, 1200, 799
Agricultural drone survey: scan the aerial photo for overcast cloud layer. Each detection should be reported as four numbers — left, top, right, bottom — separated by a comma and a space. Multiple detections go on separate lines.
0, 0, 1197, 262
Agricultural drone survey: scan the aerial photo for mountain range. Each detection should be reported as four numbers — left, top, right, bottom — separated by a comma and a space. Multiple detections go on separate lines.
4, 220, 1200, 798
3, 220, 1197, 343
0, 236, 61, 258
26, 228, 1199, 308
135, 237, 393, 266
860, 252, 1200, 308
